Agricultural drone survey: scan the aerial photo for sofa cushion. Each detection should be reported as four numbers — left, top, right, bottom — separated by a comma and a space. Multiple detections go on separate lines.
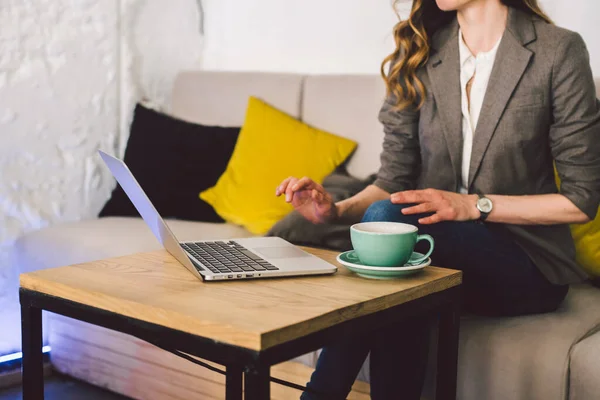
302, 75, 386, 180
201, 97, 357, 235
569, 330, 600, 400
14, 218, 254, 274
100, 104, 239, 223
171, 71, 304, 127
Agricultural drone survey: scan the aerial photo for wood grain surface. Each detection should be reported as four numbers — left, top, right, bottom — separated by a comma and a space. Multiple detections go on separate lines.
21, 247, 461, 351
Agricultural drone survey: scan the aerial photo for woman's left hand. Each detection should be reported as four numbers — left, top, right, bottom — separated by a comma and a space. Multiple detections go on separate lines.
391, 189, 480, 224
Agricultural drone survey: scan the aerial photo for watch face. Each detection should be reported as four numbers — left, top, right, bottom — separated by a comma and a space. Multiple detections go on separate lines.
478, 198, 493, 213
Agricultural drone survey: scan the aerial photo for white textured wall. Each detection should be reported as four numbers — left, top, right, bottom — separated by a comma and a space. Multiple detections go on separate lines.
202, 0, 408, 74
0, 0, 203, 355
0, 0, 120, 355
546, 0, 600, 75
119, 0, 204, 153
202, 0, 599, 76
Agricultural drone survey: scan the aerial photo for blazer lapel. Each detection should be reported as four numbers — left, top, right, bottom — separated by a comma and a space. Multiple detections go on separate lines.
426, 20, 463, 188
468, 8, 536, 188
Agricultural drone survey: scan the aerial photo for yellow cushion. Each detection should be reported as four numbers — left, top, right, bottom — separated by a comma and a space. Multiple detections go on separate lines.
200, 97, 357, 235
555, 170, 600, 277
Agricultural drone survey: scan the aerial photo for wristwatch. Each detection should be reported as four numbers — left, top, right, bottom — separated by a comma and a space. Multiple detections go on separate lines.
476, 194, 493, 221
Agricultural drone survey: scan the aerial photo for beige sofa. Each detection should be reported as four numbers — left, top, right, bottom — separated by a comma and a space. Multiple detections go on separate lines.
13, 71, 600, 400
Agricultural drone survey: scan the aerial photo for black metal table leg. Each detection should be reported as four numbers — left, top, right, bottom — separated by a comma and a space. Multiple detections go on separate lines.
435, 297, 461, 400
226, 365, 243, 400
21, 302, 44, 400
244, 364, 270, 399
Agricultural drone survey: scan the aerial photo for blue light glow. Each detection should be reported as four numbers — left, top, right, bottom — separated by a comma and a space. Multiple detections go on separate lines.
0, 346, 51, 364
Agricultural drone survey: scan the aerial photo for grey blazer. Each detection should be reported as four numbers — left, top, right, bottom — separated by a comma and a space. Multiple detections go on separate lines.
374, 7, 600, 285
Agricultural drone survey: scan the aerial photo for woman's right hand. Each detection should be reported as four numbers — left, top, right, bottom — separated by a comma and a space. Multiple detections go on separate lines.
276, 177, 337, 224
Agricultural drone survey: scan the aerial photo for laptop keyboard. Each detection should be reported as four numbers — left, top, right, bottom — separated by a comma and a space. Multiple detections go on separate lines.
181, 241, 279, 275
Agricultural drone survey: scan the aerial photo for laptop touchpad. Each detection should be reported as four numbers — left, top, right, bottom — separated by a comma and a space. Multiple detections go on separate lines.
254, 246, 310, 259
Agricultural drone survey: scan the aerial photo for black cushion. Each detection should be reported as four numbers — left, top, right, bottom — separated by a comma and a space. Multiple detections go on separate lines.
99, 104, 239, 222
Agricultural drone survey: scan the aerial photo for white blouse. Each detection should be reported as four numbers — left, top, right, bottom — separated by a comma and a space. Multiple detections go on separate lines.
458, 29, 503, 194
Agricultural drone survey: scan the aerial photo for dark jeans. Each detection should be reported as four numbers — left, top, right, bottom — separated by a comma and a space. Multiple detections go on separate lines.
301, 200, 569, 400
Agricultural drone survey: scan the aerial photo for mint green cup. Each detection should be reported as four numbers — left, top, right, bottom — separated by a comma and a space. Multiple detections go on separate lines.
350, 222, 434, 267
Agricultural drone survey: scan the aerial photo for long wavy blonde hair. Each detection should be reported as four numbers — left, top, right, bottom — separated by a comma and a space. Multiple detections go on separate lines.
381, 0, 553, 110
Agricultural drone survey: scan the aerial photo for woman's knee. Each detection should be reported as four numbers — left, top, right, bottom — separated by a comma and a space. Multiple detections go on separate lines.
362, 200, 409, 223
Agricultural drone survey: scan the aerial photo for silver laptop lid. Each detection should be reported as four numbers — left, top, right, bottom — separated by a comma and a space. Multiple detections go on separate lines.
98, 151, 202, 279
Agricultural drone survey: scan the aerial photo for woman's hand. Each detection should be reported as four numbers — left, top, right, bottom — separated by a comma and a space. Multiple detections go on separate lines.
391, 189, 480, 224
276, 177, 337, 224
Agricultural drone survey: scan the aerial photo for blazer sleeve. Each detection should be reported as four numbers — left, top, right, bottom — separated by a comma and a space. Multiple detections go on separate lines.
372, 93, 421, 195
550, 32, 600, 221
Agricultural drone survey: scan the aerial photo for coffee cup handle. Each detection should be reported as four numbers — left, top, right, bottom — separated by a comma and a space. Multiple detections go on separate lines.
410, 235, 435, 264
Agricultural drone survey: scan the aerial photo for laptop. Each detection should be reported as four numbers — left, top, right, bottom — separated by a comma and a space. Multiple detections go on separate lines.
98, 151, 337, 281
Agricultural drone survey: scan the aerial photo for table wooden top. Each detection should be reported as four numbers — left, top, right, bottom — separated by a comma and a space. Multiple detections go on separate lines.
20, 247, 461, 351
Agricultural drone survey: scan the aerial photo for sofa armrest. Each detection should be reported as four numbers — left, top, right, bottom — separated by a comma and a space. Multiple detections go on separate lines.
569, 330, 600, 400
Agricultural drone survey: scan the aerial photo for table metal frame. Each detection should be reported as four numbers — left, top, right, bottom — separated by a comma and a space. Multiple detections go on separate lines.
20, 285, 461, 399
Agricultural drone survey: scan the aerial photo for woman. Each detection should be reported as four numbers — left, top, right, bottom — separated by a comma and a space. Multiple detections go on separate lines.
276, 0, 600, 398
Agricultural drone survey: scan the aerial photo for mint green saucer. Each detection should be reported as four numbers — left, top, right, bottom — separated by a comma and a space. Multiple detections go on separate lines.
337, 250, 431, 279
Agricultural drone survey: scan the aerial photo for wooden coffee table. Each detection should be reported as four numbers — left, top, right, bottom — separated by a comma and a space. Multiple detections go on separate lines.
20, 247, 462, 399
